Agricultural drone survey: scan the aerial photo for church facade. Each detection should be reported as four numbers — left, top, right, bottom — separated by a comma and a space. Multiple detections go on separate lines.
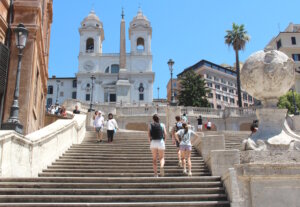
76, 9, 154, 104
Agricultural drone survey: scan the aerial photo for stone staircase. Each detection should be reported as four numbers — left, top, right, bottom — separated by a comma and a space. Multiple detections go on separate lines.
0, 130, 230, 206
223, 131, 251, 150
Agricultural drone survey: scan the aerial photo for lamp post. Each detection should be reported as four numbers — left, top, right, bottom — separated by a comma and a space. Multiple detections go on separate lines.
88, 75, 95, 112
1, 23, 28, 134
55, 80, 60, 105
168, 59, 176, 105
157, 86, 160, 100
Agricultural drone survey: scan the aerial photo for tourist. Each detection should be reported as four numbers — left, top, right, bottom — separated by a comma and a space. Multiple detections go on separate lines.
106, 113, 118, 143
172, 116, 183, 167
73, 105, 80, 114
93, 111, 98, 120
175, 122, 198, 177
197, 115, 203, 131
206, 119, 212, 130
50, 105, 56, 115
148, 114, 167, 177
93, 111, 104, 143
60, 106, 67, 117
250, 120, 259, 135
182, 113, 188, 123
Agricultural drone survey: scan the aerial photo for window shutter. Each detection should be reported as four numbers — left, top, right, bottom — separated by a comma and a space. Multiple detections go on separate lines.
0, 43, 9, 93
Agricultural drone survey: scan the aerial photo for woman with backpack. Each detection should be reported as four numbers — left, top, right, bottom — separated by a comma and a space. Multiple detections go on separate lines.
175, 123, 198, 177
172, 116, 183, 167
148, 114, 167, 177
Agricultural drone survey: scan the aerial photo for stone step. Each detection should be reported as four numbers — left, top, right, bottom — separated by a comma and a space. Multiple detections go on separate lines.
0, 201, 230, 206
58, 156, 205, 161
48, 165, 207, 169
39, 172, 212, 177
54, 159, 206, 164
0, 194, 228, 203
0, 187, 225, 195
0, 181, 223, 189
0, 176, 221, 183
42, 169, 210, 173
62, 153, 200, 157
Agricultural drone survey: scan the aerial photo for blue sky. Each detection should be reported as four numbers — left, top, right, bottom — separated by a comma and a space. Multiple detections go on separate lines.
49, 0, 300, 99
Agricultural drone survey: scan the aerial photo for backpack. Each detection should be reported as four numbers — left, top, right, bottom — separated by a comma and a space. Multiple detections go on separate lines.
175, 122, 183, 132
150, 123, 164, 140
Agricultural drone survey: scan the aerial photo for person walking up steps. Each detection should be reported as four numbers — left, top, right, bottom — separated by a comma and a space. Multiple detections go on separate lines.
106, 113, 118, 143
197, 115, 203, 131
172, 116, 183, 167
175, 123, 198, 177
93, 111, 104, 143
148, 114, 167, 177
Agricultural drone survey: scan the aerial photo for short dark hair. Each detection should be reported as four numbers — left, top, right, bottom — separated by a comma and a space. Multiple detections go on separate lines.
153, 114, 159, 123
175, 116, 181, 121
108, 113, 113, 119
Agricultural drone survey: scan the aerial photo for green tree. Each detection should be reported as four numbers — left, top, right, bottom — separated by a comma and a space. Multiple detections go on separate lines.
178, 71, 210, 107
225, 23, 250, 107
278, 91, 300, 114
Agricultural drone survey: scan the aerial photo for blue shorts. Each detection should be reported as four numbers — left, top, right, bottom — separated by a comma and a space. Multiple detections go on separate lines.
180, 145, 192, 151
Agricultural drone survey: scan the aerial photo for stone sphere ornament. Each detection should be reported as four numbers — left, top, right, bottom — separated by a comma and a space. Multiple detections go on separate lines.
241, 48, 295, 107
240, 48, 300, 151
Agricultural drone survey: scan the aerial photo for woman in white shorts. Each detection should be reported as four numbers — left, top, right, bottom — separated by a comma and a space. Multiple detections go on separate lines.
148, 114, 167, 177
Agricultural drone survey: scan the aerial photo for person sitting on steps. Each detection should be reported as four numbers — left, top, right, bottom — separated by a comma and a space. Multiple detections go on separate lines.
148, 114, 167, 177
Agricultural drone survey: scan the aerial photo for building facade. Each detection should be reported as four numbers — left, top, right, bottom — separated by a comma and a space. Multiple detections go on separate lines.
76, 9, 154, 105
47, 76, 77, 107
266, 23, 300, 93
1, 0, 53, 134
173, 60, 254, 109
166, 78, 178, 102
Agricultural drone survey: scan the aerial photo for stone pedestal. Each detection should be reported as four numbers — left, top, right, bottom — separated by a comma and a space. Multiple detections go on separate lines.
116, 79, 131, 103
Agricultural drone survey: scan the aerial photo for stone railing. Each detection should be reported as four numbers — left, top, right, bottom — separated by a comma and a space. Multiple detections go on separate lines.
0, 114, 86, 177
181, 107, 224, 117
223, 107, 257, 118
117, 106, 165, 116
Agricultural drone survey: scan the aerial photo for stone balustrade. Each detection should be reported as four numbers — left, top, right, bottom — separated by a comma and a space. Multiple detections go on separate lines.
0, 114, 86, 177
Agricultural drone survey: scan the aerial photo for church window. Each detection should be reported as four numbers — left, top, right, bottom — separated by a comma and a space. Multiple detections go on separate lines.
86, 38, 94, 53
139, 83, 144, 101
136, 37, 145, 52
87, 83, 90, 88
72, 92, 77, 99
111, 64, 119, 73
110, 94, 116, 102
47, 85, 53, 94
72, 80, 77, 88
47, 98, 52, 107
105, 66, 109, 73
86, 94, 90, 101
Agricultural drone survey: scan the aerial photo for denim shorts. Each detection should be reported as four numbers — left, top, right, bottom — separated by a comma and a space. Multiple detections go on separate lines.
95, 127, 103, 132
180, 145, 192, 151
150, 139, 165, 150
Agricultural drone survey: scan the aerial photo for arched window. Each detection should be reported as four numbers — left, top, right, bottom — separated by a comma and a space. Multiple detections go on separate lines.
111, 64, 119, 73
136, 37, 145, 52
86, 38, 94, 53
139, 83, 144, 101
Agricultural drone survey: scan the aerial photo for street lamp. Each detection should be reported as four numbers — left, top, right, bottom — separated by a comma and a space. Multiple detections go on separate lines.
88, 75, 96, 112
168, 59, 176, 105
55, 80, 60, 105
1, 23, 28, 134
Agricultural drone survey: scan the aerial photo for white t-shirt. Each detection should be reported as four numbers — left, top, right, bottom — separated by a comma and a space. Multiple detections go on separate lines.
207, 121, 212, 127
107, 119, 118, 130
93, 115, 104, 128
176, 129, 197, 146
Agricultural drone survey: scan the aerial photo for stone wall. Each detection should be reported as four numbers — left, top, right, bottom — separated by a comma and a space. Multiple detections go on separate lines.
2, 0, 53, 134
0, 114, 86, 177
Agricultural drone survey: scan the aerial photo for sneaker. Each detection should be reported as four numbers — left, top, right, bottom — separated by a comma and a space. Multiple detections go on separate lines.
178, 161, 182, 168
160, 167, 165, 177
183, 169, 187, 175
188, 171, 192, 177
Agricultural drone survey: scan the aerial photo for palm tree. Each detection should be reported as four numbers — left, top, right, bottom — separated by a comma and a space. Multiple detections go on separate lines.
225, 23, 250, 107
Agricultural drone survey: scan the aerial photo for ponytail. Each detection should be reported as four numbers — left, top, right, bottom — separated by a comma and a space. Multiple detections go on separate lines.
182, 123, 188, 134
